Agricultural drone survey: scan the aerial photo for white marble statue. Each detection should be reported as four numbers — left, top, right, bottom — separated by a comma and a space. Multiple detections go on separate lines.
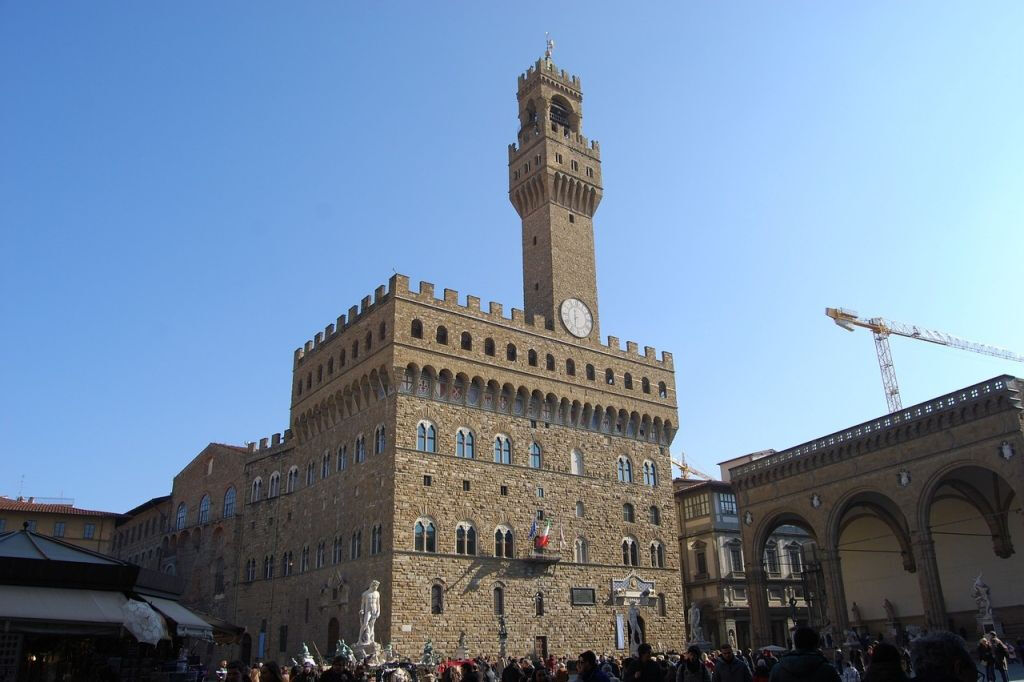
358, 580, 381, 645
971, 574, 993, 620
688, 602, 704, 642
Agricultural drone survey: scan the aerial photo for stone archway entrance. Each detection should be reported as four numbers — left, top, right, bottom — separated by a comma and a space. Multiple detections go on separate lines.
327, 617, 339, 657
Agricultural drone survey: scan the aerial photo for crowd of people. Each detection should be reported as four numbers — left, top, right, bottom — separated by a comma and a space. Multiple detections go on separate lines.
221, 628, 1021, 682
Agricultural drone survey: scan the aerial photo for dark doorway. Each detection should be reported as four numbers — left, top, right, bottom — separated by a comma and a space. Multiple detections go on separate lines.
327, 617, 339, 656
736, 621, 751, 650
240, 634, 252, 664
534, 636, 548, 660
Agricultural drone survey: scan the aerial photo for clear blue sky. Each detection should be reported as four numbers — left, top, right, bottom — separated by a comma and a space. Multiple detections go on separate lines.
2, 3, 1022, 511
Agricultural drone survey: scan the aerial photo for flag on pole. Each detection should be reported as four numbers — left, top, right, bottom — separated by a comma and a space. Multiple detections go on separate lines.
536, 520, 552, 548
559, 522, 566, 550
528, 519, 538, 540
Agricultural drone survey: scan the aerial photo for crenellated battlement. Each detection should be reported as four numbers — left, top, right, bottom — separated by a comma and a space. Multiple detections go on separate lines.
388, 273, 672, 369
293, 282, 391, 366
518, 57, 581, 94
246, 429, 293, 456
508, 125, 601, 161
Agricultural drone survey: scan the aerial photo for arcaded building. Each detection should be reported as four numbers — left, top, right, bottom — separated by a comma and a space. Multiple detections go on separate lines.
230, 55, 684, 661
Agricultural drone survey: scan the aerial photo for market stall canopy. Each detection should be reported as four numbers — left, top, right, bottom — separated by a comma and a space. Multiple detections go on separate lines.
142, 596, 213, 640
0, 584, 166, 643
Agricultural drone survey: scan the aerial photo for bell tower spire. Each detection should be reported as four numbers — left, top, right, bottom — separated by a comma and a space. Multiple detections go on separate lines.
508, 54, 602, 341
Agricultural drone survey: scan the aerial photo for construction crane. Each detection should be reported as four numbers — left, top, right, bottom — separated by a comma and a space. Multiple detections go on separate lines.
672, 454, 714, 481
826, 307, 1024, 413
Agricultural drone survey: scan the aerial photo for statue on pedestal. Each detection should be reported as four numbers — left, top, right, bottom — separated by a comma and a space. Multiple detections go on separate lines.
421, 639, 435, 666
354, 580, 382, 664
687, 602, 704, 643
972, 574, 993, 621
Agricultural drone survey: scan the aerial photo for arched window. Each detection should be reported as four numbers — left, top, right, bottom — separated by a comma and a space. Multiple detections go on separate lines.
251, 477, 262, 503
575, 500, 585, 518
643, 461, 658, 486
268, 472, 281, 498
417, 422, 437, 452
374, 425, 386, 454
317, 540, 326, 566
264, 554, 274, 579
622, 537, 639, 566
535, 591, 545, 616
493, 585, 505, 615
642, 377, 651, 394
455, 522, 477, 555
340, 349, 346, 366
337, 445, 348, 471
321, 453, 330, 479
370, 525, 382, 555
787, 542, 804, 576
729, 539, 745, 574
530, 442, 542, 469
658, 381, 668, 398
574, 537, 588, 563
617, 456, 634, 483
649, 505, 661, 526
282, 551, 293, 576
365, 331, 372, 352
494, 526, 514, 558
333, 536, 342, 564
431, 584, 444, 614
414, 519, 436, 553
300, 546, 310, 572
223, 487, 236, 518
436, 326, 448, 345
350, 531, 361, 559
461, 332, 472, 350
456, 428, 475, 458
175, 503, 187, 530
650, 541, 666, 568
586, 364, 595, 380
528, 349, 538, 366
506, 344, 517, 362
379, 321, 387, 341
351, 339, 359, 360
545, 354, 555, 371
493, 435, 511, 464
605, 368, 615, 385
355, 435, 366, 463
411, 319, 423, 339
566, 359, 576, 376
198, 495, 211, 524
484, 338, 495, 356
623, 503, 635, 523
327, 358, 334, 375
571, 449, 584, 475
624, 373, 633, 389
286, 467, 299, 493
306, 461, 315, 486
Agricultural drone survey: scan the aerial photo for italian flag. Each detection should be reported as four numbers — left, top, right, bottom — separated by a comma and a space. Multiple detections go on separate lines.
535, 520, 552, 549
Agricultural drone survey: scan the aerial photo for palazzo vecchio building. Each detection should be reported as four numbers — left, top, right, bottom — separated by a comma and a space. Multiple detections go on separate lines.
116, 55, 683, 663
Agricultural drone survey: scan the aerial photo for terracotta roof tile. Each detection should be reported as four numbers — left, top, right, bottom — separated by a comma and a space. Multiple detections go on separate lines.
0, 497, 120, 518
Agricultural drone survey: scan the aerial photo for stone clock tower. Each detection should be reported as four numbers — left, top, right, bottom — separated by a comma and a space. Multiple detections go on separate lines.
509, 56, 603, 341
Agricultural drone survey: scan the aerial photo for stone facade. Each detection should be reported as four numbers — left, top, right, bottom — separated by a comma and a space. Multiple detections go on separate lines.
674, 479, 812, 650
226, 55, 683, 663
729, 375, 1024, 645
112, 495, 171, 571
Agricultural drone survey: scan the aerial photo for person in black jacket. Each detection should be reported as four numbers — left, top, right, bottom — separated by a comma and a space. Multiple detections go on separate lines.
768, 628, 840, 682
624, 645, 663, 682
910, 632, 978, 682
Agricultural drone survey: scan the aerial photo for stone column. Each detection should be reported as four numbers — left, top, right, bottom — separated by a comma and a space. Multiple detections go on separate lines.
820, 548, 850, 635
912, 529, 947, 631
747, 565, 772, 646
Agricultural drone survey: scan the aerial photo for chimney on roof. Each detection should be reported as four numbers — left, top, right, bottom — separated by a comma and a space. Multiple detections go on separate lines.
28, 497, 34, 503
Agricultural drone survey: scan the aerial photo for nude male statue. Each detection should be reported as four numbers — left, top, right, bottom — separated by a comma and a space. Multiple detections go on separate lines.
358, 580, 381, 645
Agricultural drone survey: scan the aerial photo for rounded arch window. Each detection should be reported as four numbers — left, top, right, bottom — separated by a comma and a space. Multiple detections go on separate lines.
617, 456, 634, 483
643, 460, 658, 486
175, 503, 187, 530
431, 584, 444, 614
622, 537, 639, 566
461, 332, 472, 350
493, 435, 512, 464
455, 522, 477, 555
650, 541, 666, 568
493, 584, 505, 615
198, 495, 211, 524
417, 421, 437, 453
549, 99, 572, 128
574, 537, 588, 563
411, 319, 423, 339
414, 518, 436, 553
506, 344, 517, 362
649, 505, 661, 526
456, 428, 475, 458
250, 478, 262, 503
530, 442, 542, 469
484, 338, 496, 356
223, 487, 236, 518
622, 503, 635, 523
575, 500, 585, 518
494, 526, 514, 558
571, 449, 584, 475
436, 326, 448, 345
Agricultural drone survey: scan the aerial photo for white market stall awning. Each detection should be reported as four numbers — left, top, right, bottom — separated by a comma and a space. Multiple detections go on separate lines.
143, 596, 213, 640
0, 585, 161, 641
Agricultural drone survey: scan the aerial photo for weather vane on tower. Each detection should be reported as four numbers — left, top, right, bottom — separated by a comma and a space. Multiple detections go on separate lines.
545, 33, 555, 60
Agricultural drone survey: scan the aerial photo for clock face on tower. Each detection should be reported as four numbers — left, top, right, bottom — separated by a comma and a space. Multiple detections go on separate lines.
560, 298, 593, 338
